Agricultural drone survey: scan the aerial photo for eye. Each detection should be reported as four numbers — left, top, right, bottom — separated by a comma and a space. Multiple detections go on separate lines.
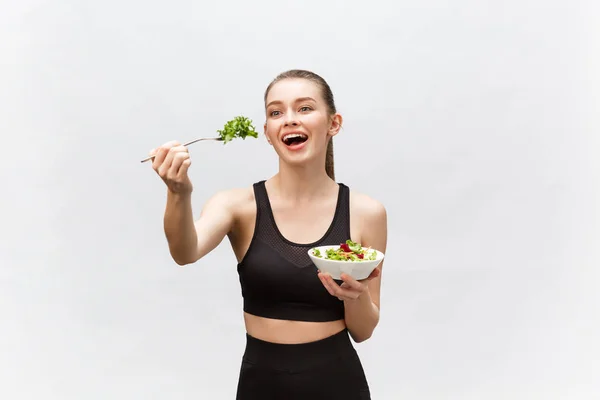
269, 110, 281, 117
299, 106, 312, 112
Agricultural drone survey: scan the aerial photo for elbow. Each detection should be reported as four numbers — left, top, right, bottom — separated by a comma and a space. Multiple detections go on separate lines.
173, 258, 191, 267
352, 334, 371, 344
348, 319, 379, 343
359, 333, 374, 343
168, 242, 201, 266
349, 329, 374, 343
171, 252, 197, 267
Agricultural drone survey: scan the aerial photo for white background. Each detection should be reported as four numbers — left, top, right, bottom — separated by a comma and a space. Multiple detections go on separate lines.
1, 0, 598, 399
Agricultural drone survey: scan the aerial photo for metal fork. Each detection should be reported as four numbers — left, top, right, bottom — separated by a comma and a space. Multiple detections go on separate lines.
140, 137, 223, 163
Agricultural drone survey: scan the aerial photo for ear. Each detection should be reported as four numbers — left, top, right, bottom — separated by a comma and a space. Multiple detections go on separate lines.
328, 113, 343, 138
264, 122, 272, 145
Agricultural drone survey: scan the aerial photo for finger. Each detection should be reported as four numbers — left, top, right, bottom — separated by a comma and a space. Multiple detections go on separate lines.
320, 274, 360, 301
163, 140, 181, 149
159, 145, 185, 177
156, 151, 172, 177
152, 147, 168, 172
318, 273, 337, 297
323, 275, 356, 299
337, 285, 360, 300
152, 141, 180, 172
319, 273, 337, 297
338, 276, 363, 295
340, 273, 363, 290
164, 145, 186, 168
177, 158, 192, 180
335, 289, 354, 301
319, 273, 335, 296
168, 151, 189, 180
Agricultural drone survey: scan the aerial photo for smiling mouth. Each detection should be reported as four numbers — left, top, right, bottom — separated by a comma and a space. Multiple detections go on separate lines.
282, 133, 308, 146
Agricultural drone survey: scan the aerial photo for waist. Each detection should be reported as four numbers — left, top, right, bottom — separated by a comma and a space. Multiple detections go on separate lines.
242, 327, 356, 371
244, 312, 346, 344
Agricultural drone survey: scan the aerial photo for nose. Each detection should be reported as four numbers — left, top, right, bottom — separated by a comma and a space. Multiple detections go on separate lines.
284, 113, 299, 127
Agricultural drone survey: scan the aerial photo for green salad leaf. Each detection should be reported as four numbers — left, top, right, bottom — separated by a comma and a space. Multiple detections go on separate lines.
217, 116, 259, 144
346, 239, 362, 253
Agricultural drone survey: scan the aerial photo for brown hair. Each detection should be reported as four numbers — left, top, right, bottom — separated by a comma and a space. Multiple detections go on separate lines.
264, 69, 338, 180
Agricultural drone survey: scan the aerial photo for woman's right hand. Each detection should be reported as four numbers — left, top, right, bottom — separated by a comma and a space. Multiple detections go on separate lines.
149, 141, 193, 195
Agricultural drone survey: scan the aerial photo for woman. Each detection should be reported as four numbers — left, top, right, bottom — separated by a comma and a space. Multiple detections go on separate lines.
148, 69, 387, 399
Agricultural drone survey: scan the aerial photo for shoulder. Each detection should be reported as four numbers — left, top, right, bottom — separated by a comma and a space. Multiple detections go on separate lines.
198, 185, 256, 223
348, 189, 387, 223
348, 188, 387, 249
205, 185, 255, 211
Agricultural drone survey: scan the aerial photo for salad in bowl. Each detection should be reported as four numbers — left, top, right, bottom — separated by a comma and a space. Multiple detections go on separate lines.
308, 240, 385, 280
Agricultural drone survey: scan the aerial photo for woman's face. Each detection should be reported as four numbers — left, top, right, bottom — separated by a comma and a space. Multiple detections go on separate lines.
264, 78, 341, 168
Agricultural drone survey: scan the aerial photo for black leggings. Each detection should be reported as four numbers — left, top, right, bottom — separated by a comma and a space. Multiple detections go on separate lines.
235, 329, 371, 400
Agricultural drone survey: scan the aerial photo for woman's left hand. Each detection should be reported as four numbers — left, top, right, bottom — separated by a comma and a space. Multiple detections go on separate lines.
318, 268, 381, 301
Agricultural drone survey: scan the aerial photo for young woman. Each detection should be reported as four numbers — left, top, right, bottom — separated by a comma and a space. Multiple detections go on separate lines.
148, 69, 387, 399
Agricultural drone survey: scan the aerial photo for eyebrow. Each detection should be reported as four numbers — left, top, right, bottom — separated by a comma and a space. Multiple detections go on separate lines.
266, 97, 317, 109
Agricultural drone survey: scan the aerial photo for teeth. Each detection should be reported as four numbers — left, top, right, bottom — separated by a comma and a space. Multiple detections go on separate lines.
283, 133, 307, 142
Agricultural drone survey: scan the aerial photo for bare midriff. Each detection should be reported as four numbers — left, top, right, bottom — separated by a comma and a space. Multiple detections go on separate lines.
243, 312, 346, 344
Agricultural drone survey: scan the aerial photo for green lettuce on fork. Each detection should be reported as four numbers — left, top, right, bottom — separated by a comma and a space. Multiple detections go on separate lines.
139, 115, 259, 164
218, 116, 259, 144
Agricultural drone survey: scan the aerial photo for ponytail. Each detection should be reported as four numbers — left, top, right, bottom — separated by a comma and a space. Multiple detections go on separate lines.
325, 139, 335, 180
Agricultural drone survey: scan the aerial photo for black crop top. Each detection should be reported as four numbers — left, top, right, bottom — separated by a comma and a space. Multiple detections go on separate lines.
236, 180, 350, 322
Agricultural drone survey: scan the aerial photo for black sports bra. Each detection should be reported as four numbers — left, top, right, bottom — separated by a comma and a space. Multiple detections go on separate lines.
236, 180, 351, 322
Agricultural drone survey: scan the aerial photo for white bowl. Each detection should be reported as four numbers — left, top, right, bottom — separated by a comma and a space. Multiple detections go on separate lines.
308, 245, 385, 280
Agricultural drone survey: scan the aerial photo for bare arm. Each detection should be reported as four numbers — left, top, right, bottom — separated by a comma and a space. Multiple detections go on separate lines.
164, 190, 236, 266
148, 141, 236, 266
317, 193, 388, 342
343, 200, 387, 342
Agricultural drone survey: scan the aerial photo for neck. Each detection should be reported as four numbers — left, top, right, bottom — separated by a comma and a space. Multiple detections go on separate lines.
270, 159, 335, 201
